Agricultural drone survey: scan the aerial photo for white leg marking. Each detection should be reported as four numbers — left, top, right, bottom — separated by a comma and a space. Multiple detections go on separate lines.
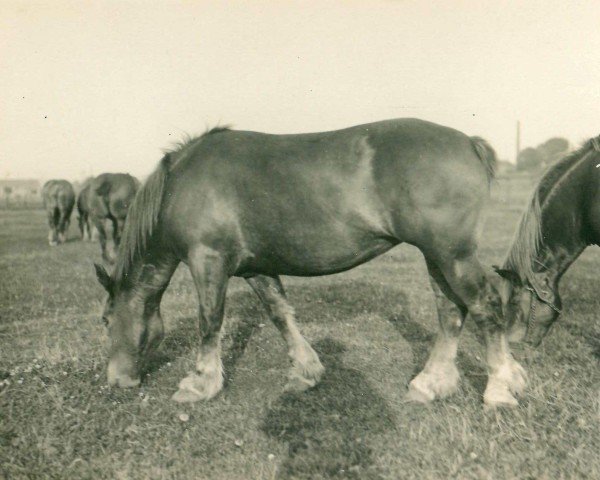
483, 334, 527, 408
172, 340, 224, 403
276, 301, 324, 392
407, 335, 460, 403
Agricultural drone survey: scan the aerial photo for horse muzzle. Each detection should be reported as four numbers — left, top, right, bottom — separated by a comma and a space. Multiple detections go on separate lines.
107, 354, 141, 388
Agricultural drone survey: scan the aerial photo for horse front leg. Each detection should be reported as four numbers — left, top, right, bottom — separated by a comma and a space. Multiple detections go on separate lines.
247, 274, 324, 392
407, 262, 466, 402
172, 246, 229, 403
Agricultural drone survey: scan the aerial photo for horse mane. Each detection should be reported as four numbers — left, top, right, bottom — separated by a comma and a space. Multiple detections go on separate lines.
165, 126, 231, 156
113, 125, 231, 285
503, 136, 599, 281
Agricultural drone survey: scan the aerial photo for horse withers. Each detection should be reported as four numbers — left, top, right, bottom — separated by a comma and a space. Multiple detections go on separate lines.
496, 135, 600, 347
88, 173, 140, 262
94, 119, 525, 408
42, 179, 75, 246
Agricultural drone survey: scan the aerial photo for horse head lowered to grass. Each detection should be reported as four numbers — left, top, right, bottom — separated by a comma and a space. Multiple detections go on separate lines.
94, 119, 527, 408
496, 135, 600, 346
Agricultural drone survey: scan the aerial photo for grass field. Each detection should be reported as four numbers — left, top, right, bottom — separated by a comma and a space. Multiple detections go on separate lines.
1, 173, 599, 479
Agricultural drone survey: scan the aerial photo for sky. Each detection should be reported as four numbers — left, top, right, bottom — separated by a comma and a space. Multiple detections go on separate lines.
2, 0, 600, 182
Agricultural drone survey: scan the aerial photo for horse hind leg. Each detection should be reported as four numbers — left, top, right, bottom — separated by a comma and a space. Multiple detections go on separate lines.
406, 261, 466, 403
247, 275, 324, 392
57, 209, 70, 244
91, 216, 110, 262
47, 207, 59, 246
172, 246, 229, 403
433, 254, 526, 408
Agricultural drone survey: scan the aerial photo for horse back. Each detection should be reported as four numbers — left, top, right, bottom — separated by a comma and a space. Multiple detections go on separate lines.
162, 119, 493, 275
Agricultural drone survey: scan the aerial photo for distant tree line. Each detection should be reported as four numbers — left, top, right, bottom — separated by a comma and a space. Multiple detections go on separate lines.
517, 137, 570, 171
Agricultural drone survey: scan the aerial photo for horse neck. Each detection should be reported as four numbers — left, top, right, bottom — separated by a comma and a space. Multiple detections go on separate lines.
533, 164, 591, 286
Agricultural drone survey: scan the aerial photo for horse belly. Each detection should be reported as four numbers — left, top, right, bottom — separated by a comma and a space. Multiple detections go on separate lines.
238, 226, 396, 277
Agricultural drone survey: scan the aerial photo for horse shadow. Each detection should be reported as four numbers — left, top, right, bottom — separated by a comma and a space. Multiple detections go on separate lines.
262, 337, 395, 479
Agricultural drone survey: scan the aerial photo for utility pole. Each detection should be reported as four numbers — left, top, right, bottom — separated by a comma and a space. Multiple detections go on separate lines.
515, 120, 521, 165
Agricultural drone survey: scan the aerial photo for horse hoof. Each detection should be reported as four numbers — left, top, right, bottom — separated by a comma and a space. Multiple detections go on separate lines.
172, 388, 204, 403
171, 372, 222, 403
484, 394, 519, 410
404, 383, 435, 404
49, 241, 58, 247
483, 384, 519, 409
284, 374, 318, 393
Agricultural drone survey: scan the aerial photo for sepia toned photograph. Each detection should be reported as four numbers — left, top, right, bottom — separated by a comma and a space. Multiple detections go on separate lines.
1, 1, 599, 478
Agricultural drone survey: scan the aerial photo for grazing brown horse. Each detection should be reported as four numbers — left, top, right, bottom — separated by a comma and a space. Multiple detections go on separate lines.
496, 135, 600, 348
88, 173, 140, 262
42, 179, 75, 246
77, 181, 93, 241
94, 119, 525, 408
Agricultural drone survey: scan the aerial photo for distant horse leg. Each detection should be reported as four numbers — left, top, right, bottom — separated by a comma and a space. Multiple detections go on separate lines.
436, 254, 526, 407
247, 275, 324, 392
407, 261, 466, 402
172, 246, 229, 403
78, 214, 85, 240
47, 208, 58, 246
92, 216, 110, 262
57, 209, 69, 244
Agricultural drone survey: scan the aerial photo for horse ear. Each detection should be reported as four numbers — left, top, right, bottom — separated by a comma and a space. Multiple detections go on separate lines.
492, 265, 522, 286
94, 263, 113, 293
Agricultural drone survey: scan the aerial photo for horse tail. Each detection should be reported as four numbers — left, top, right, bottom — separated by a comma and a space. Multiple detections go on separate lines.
115, 154, 172, 281
470, 136, 497, 184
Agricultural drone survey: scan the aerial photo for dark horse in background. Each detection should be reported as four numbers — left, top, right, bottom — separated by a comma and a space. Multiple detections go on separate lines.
42, 179, 75, 246
94, 119, 526, 409
88, 173, 140, 262
496, 135, 600, 350
77, 180, 94, 241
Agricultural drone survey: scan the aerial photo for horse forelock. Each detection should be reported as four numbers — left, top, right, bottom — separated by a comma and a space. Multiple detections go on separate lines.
504, 138, 597, 282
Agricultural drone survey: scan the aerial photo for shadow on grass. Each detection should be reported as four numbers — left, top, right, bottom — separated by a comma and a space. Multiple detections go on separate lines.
262, 337, 395, 479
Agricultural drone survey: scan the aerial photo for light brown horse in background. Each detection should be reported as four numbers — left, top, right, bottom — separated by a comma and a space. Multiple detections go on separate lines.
88, 173, 140, 262
42, 179, 75, 246
94, 119, 525, 408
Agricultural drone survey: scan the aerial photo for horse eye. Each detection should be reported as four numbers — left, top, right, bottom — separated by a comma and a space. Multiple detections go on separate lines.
102, 316, 109, 327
